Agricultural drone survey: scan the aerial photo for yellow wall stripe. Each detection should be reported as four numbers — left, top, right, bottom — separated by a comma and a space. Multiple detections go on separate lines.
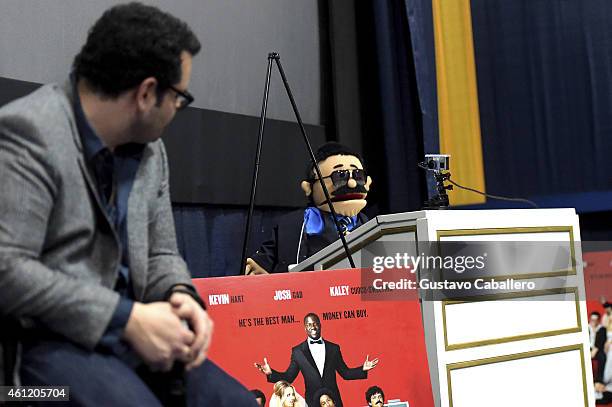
432, 0, 485, 205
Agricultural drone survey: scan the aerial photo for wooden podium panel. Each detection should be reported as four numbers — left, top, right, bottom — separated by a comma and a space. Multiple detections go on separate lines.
443, 289, 580, 350
292, 209, 594, 407
447, 345, 586, 406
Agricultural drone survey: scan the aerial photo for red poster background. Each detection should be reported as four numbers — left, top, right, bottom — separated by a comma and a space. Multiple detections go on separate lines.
193, 268, 434, 407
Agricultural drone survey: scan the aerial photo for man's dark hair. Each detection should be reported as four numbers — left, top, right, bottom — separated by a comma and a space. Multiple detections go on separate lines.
303, 312, 321, 325
250, 389, 266, 405
592, 311, 602, 318
313, 388, 335, 405
73, 2, 200, 98
305, 142, 364, 180
365, 385, 385, 404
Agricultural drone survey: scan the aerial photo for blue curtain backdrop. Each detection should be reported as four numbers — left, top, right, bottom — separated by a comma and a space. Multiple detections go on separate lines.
373, 0, 427, 213
355, 0, 427, 214
173, 205, 296, 278
404, 0, 439, 171
469, 0, 612, 211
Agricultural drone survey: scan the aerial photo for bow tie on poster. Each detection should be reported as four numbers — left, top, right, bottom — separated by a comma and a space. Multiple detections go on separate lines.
309, 339, 323, 345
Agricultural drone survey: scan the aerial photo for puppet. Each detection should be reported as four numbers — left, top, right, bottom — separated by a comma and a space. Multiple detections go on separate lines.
246, 142, 372, 274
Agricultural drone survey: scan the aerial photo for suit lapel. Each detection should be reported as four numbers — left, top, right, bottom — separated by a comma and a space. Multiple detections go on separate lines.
63, 79, 111, 231
321, 341, 334, 378
125, 148, 151, 300
76, 145, 121, 289
62, 81, 121, 289
301, 340, 321, 377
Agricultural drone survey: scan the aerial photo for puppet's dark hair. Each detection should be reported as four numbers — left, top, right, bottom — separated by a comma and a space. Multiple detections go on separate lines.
304, 142, 364, 180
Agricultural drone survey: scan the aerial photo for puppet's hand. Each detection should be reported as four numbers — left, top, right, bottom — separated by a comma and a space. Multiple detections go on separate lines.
245, 258, 270, 275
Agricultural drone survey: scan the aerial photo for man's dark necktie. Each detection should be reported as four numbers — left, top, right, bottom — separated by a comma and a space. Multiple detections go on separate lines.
309, 339, 323, 345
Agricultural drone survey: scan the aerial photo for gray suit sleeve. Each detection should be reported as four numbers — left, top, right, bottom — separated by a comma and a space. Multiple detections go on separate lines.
142, 141, 194, 303
0, 117, 119, 350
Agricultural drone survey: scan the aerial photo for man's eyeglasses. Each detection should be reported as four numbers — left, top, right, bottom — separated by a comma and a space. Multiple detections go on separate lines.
313, 169, 367, 188
169, 85, 194, 110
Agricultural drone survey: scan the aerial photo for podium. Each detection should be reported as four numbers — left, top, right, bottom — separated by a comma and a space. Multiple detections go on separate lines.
293, 209, 594, 407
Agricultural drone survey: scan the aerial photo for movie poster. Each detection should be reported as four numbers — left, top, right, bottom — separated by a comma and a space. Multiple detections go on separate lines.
193, 268, 434, 407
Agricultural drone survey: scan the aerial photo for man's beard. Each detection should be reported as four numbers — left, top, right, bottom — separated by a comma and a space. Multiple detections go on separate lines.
129, 114, 164, 144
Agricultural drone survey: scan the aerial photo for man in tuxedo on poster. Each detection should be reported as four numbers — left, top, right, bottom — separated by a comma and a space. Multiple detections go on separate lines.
254, 313, 379, 407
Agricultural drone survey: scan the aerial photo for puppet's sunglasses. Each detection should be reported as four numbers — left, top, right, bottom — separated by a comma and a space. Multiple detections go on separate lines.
314, 169, 367, 188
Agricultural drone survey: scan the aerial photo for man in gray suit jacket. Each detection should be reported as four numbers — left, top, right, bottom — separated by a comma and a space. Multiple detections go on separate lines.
0, 3, 255, 406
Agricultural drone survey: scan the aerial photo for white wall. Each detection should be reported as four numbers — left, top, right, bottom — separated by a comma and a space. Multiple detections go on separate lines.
0, 0, 322, 124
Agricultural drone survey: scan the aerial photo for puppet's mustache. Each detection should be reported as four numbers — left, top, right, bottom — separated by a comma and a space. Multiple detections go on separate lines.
332, 184, 368, 197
